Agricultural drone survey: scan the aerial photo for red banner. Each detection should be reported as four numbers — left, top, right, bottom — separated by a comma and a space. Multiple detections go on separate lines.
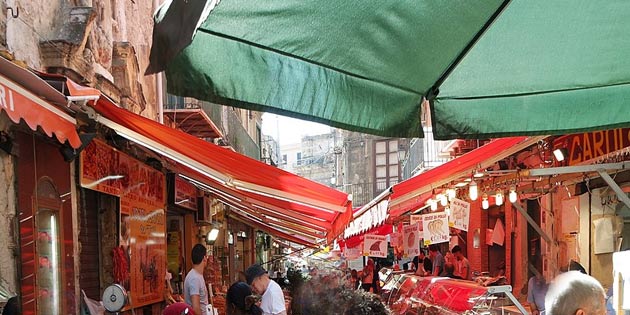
554, 128, 630, 165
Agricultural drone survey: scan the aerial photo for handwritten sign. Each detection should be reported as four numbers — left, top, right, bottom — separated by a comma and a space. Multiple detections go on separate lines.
450, 198, 470, 231
403, 223, 420, 257
422, 212, 449, 245
410, 215, 424, 232
364, 234, 388, 258
344, 246, 362, 260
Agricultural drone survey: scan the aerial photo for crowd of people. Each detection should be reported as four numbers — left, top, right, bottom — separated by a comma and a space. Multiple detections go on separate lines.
161, 243, 618, 315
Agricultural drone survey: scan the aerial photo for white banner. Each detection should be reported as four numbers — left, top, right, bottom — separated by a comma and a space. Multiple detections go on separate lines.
450, 198, 470, 231
403, 223, 420, 257
363, 234, 388, 258
422, 212, 449, 245
344, 199, 389, 238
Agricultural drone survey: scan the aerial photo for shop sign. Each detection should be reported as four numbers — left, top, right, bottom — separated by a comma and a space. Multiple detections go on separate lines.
81, 139, 166, 308
410, 214, 423, 232
554, 128, 630, 165
170, 175, 198, 211
403, 223, 420, 257
449, 198, 470, 231
363, 234, 387, 258
422, 212, 449, 246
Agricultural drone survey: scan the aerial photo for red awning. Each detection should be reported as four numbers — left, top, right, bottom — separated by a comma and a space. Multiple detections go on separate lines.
388, 136, 543, 218
83, 94, 351, 244
0, 58, 81, 148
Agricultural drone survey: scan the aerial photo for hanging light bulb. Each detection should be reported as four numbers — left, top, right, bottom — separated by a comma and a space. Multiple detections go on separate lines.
509, 186, 518, 203
482, 193, 489, 210
469, 180, 478, 201
446, 188, 456, 200
439, 193, 448, 206
495, 189, 504, 206
444, 206, 451, 216
429, 198, 438, 211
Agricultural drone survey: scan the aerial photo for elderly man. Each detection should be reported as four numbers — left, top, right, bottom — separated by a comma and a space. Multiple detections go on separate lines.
545, 271, 607, 315
245, 264, 287, 315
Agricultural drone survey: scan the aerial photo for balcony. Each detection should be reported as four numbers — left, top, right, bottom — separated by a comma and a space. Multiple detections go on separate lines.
164, 98, 261, 160
341, 180, 389, 208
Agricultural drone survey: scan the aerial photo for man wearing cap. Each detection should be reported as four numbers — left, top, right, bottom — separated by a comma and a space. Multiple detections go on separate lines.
245, 264, 287, 315
184, 244, 209, 315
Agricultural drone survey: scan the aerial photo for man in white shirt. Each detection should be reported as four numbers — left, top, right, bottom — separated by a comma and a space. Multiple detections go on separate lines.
246, 264, 287, 315
184, 244, 209, 315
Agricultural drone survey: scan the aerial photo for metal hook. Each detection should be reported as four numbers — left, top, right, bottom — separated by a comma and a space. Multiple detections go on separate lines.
7, 7, 19, 18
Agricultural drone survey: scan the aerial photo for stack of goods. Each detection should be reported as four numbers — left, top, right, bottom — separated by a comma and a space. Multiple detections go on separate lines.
212, 294, 226, 315
204, 256, 223, 295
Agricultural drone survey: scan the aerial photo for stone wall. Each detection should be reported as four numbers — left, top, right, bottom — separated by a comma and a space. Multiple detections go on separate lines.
0, 116, 17, 295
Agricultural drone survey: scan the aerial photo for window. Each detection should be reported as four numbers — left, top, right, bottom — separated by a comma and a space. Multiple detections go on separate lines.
374, 139, 402, 194
282, 154, 287, 165
296, 152, 302, 165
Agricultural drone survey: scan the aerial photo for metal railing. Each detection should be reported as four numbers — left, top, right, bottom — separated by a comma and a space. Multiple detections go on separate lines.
341, 180, 390, 208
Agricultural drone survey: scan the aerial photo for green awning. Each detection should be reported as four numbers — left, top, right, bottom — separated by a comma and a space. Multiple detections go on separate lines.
148, 0, 630, 140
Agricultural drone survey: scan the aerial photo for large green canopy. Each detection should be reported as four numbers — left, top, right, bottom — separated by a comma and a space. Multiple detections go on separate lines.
148, 0, 630, 140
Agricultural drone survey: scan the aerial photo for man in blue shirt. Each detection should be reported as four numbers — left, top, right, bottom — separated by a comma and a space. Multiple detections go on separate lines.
527, 271, 548, 315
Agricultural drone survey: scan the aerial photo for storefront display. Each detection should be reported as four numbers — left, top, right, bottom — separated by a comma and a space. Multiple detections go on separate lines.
383, 274, 526, 315
80, 139, 167, 309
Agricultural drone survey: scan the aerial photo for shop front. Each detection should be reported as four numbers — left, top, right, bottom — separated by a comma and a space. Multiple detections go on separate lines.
0, 57, 84, 315
79, 138, 167, 314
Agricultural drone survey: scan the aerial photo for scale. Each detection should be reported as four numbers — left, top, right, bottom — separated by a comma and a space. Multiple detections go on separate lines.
102, 284, 128, 314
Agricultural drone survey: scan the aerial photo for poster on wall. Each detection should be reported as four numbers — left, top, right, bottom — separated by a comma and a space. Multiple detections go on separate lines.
422, 212, 449, 246
404, 223, 420, 257
410, 215, 424, 232
449, 198, 470, 231
363, 234, 388, 258
81, 139, 166, 308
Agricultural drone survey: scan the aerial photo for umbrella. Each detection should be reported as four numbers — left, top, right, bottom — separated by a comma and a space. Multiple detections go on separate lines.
147, 0, 630, 140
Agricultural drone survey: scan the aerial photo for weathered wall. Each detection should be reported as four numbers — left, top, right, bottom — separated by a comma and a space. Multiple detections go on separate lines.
4, 0, 65, 69
0, 116, 17, 296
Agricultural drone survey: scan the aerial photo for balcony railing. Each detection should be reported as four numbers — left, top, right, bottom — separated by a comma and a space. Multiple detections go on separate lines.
341, 180, 390, 208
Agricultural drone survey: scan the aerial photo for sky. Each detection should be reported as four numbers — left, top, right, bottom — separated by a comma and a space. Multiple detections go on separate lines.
261, 113, 332, 145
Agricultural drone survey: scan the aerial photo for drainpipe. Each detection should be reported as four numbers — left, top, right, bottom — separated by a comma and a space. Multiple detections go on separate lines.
154, 0, 164, 123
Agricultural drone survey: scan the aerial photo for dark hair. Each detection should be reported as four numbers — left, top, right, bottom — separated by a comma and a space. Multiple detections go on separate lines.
428, 244, 440, 252
2, 296, 18, 315
191, 244, 206, 265
451, 245, 462, 254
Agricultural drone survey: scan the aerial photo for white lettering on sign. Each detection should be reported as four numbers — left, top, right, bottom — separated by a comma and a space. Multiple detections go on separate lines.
0, 84, 15, 112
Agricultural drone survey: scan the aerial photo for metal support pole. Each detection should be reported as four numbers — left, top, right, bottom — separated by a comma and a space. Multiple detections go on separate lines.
512, 202, 553, 244
597, 170, 630, 210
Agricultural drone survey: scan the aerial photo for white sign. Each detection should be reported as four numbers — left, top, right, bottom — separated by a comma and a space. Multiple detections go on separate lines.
450, 198, 471, 231
363, 234, 388, 258
410, 215, 424, 232
403, 223, 420, 257
422, 212, 449, 245
344, 246, 362, 260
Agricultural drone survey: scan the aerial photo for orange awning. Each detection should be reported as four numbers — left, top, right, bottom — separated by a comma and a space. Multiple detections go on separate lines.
388, 136, 543, 218
64, 91, 354, 244
0, 58, 81, 148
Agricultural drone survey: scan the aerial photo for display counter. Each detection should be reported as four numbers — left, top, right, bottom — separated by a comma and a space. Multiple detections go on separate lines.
381, 274, 527, 314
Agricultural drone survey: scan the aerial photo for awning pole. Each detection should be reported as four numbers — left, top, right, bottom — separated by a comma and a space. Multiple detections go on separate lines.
597, 170, 630, 210
512, 202, 553, 244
